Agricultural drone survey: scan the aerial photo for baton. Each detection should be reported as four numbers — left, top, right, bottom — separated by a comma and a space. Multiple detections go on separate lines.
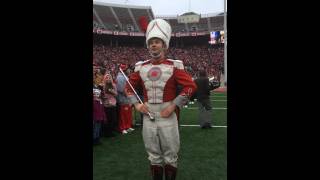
119, 68, 155, 120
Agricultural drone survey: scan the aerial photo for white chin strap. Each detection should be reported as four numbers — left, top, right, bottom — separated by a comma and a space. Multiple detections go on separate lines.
149, 48, 165, 59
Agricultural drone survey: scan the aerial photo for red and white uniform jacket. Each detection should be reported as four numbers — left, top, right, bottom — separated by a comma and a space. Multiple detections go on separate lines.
125, 59, 197, 108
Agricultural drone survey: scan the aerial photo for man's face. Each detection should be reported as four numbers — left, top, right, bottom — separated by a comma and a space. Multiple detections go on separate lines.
148, 38, 165, 58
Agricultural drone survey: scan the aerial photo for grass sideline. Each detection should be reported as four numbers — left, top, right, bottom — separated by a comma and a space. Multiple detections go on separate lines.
93, 92, 227, 180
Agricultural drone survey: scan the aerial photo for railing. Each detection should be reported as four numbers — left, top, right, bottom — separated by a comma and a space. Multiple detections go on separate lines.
93, 28, 211, 37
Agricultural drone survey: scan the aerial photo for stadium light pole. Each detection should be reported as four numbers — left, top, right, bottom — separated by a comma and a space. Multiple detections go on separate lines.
223, 0, 227, 87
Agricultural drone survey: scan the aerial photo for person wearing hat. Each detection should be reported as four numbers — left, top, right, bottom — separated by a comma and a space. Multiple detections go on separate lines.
125, 19, 197, 180
116, 63, 135, 134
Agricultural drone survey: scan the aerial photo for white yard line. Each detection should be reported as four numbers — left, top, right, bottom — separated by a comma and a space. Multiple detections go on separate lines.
185, 107, 227, 110
180, 125, 227, 128
135, 124, 227, 128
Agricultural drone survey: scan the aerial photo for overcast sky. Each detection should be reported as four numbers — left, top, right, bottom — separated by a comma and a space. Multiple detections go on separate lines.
93, 0, 226, 16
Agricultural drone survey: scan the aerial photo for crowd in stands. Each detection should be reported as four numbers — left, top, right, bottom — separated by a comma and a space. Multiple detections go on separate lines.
168, 45, 224, 78
93, 44, 224, 79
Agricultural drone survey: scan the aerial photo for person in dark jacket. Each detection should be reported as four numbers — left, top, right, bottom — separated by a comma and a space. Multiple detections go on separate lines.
194, 70, 213, 129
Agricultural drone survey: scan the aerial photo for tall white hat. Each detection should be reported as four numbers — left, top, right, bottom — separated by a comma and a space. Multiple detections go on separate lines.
146, 19, 172, 49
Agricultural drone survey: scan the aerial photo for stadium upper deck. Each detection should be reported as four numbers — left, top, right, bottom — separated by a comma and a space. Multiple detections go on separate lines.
93, 1, 225, 34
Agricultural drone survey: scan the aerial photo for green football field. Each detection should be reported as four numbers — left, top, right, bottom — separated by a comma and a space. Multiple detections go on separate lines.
93, 92, 227, 180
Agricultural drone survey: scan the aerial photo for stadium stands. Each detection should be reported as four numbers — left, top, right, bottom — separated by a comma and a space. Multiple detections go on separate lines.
93, 1, 225, 33
93, 43, 223, 79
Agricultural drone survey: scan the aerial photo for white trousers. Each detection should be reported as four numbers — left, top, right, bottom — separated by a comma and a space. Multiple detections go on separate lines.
143, 102, 180, 168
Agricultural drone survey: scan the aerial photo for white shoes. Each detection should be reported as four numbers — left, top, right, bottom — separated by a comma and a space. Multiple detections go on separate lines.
122, 128, 134, 134
127, 128, 135, 132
